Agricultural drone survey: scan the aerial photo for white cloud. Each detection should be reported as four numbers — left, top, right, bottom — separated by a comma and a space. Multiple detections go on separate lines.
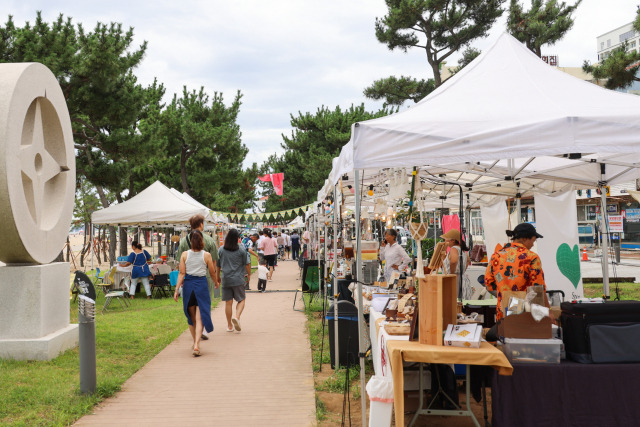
2, 0, 638, 176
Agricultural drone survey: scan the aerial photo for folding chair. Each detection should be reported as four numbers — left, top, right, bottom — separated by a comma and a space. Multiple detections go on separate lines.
102, 289, 129, 314
293, 260, 322, 311
94, 266, 117, 296
151, 274, 170, 298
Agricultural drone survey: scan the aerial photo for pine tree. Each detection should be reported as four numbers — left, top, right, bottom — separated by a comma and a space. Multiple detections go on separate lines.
365, 0, 505, 106
507, 0, 583, 57
582, 8, 640, 90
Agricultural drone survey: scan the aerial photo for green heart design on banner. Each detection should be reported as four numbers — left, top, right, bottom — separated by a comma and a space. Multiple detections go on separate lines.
556, 243, 581, 288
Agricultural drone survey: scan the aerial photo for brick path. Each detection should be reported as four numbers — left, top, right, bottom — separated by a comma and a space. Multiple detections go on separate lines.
75, 259, 316, 426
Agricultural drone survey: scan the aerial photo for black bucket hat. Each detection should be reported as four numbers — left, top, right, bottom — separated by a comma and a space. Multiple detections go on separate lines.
513, 223, 543, 239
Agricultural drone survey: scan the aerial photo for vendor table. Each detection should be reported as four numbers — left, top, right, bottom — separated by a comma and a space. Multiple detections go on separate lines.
387, 340, 512, 427
491, 359, 640, 427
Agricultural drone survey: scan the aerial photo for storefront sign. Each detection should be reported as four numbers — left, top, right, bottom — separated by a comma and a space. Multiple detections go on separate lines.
608, 215, 624, 233
625, 208, 640, 222
607, 204, 618, 214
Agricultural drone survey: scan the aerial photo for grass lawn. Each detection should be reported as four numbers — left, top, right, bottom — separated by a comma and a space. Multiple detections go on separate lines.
0, 291, 218, 426
583, 282, 640, 300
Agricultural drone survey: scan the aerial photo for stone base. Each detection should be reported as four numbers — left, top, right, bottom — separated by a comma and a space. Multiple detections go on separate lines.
0, 323, 78, 360
0, 262, 78, 360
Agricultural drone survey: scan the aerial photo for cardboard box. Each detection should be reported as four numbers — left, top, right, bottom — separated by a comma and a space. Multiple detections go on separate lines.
444, 324, 482, 348
498, 312, 552, 339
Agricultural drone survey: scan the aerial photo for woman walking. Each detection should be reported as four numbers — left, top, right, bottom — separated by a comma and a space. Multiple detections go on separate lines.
259, 228, 278, 281
174, 230, 218, 356
217, 229, 251, 332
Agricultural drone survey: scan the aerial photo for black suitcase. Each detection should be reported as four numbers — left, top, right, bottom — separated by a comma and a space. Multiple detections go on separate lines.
560, 301, 640, 363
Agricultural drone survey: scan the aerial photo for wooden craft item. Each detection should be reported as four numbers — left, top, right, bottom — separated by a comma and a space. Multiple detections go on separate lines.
428, 242, 447, 273
384, 323, 411, 336
419, 274, 457, 346
409, 305, 420, 341
397, 293, 413, 312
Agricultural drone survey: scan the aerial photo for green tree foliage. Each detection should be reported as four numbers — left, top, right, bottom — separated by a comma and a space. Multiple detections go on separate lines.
140, 87, 256, 213
448, 47, 482, 77
507, 0, 582, 57
365, 0, 505, 105
260, 104, 395, 211
363, 76, 435, 105
583, 45, 640, 90
0, 12, 164, 207
582, 8, 640, 90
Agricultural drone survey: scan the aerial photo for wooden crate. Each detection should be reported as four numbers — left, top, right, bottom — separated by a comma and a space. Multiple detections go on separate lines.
418, 274, 458, 346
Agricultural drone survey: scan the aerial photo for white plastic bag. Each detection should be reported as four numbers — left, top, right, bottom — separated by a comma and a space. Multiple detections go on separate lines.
366, 375, 394, 402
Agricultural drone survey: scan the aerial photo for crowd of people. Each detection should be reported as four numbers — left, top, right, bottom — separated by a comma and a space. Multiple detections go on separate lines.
139, 215, 306, 357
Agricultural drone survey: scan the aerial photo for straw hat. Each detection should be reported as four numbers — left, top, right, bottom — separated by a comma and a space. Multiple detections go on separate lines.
440, 229, 461, 242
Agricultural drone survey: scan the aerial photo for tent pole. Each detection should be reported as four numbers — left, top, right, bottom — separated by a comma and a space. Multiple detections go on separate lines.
90, 223, 93, 272
332, 184, 340, 370
323, 209, 328, 301
600, 178, 610, 298
354, 169, 366, 427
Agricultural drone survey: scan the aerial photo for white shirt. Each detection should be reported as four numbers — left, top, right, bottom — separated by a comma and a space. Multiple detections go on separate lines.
257, 235, 265, 254
379, 242, 411, 282
257, 265, 269, 280
283, 232, 291, 246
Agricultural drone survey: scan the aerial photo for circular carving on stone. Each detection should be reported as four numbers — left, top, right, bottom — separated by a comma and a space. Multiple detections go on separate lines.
0, 63, 76, 264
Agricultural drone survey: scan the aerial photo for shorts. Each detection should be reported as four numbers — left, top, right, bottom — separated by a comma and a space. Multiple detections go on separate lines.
264, 254, 277, 267
222, 285, 246, 302
187, 290, 198, 307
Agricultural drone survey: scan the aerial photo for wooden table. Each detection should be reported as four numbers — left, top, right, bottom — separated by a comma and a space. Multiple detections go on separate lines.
386, 340, 513, 426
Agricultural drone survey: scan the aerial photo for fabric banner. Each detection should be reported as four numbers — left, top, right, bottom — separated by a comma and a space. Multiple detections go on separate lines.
442, 214, 460, 234
534, 191, 583, 300
480, 198, 510, 257
258, 173, 284, 195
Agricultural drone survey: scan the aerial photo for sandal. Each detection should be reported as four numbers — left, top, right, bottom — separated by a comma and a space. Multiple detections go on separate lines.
226, 326, 234, 332
232, 318, 241, 331
192, 349, 201, 357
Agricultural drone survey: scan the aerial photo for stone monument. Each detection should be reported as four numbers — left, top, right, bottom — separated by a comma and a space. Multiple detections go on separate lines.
0, 63, 78, 360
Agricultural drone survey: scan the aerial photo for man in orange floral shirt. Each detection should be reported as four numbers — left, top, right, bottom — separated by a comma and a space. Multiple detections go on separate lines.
484, 223, 546, 340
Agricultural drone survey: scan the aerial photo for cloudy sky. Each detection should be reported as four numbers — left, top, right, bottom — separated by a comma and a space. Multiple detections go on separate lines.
2, 0, 638, 168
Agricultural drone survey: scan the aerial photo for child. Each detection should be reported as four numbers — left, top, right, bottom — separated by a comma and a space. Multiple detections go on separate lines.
257, 258, 269, 292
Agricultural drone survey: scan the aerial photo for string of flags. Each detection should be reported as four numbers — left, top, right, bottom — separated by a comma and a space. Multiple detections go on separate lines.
211, 203, 314, 223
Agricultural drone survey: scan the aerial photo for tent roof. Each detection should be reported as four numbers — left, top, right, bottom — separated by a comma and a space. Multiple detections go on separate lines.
349, 32, 640, 170
92, 181, 211, 226
318, 33, 640, 204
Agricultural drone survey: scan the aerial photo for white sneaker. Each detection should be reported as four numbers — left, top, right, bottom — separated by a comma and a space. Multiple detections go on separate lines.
231, 318, 241, 331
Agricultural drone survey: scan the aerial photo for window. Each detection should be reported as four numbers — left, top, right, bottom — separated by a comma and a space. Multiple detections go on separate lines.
631, 41, 637, 48
620, 29, 636, 43
601, 41, 605, 50
607, 39, 611, 47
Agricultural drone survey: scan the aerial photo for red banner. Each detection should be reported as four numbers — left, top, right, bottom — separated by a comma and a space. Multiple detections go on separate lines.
258, 173, 284, 195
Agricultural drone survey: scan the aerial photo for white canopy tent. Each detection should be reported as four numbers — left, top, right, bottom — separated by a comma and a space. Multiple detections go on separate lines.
333, 32, 640, 180
92, 181, 211, 226
320, 33, 640, 425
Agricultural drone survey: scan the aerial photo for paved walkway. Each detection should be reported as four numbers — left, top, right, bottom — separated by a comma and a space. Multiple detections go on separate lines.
75, 259, 316, 426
